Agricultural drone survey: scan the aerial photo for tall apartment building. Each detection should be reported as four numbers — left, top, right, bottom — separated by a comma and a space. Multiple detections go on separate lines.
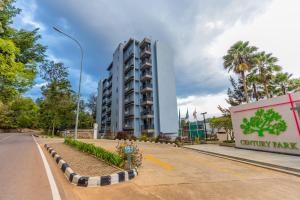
96, 38, 178, 138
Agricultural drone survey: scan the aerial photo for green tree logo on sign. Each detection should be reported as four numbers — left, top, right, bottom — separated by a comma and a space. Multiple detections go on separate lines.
240, 108, 287, 137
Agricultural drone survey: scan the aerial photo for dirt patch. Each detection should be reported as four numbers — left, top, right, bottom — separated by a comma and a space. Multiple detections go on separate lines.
50, 142, 120, 177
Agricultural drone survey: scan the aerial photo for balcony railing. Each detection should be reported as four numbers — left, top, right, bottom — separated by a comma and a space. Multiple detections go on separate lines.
141, 71, 152, 81
141, 124, 154, 131
124, 63, 134, 73
140, 48, 151, 58
141, 97, 153, 105
124, 110, 134, 116
124, 73, 134, 83
140, 84, 153, 93
124, 97, 134, 104
124, 124, 134, 129
124, 85, 134, 94
141, 60, 152, 70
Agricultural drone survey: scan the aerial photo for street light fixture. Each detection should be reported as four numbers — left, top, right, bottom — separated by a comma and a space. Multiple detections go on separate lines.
201, 112, 208, 140
53, 26, 83, 140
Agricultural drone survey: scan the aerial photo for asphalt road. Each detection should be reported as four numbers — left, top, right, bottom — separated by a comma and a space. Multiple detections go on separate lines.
0, 133, 52, 200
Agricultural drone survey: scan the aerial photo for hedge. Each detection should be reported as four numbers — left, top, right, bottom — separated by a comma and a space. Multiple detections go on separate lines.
64, 138, 124, 168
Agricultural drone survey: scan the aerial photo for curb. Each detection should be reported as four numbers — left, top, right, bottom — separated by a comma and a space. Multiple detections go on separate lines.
44, 144, 138, 187
183, 146, 300, 177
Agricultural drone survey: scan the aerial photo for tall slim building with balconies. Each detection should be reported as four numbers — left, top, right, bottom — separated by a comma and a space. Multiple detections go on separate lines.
96, 38, 178, 138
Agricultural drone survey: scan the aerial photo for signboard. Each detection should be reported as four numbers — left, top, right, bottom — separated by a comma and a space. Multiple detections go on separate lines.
230, 92, 300, 155
124, 146, 134, 154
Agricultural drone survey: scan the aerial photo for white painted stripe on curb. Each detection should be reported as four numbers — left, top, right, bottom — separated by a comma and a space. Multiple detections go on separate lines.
110, 173, 118, 184
32, 136, 61, 200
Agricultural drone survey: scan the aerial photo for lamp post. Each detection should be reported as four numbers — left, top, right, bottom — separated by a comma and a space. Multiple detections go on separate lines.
201, 112, 207, 140
53, 26, 83, 140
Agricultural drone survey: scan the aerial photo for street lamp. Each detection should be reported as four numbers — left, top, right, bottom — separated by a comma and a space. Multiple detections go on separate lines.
201, 112, 207, 140
53, 26, 83, 140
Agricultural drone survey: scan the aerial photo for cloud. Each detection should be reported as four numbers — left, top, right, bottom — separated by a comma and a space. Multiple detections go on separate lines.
177, 92, 229, 119
22, 0, 270, 98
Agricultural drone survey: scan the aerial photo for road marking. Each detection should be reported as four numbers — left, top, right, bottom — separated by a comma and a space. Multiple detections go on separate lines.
145, 155, 173, 170
0, 134, 14, 143
32, 135, 61, 200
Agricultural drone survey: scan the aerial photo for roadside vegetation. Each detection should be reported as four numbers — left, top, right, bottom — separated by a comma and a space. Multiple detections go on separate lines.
0, 1, 95, 134
64, 138, 124, 168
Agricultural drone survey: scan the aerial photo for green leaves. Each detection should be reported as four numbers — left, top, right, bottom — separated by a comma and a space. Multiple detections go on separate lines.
240, 108, 287, 137
64, 138, 124, 168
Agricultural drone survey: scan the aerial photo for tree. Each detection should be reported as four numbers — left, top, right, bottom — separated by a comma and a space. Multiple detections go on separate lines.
10, 97, 39, 128
287, 78, 300, 93
86, 93, 97, 122
0, 38, 35, 102
252, 51, 281, 99
240, 108, 287, 137
1, 0, 46, 90
223, 41, 257, 103
39, 61, 76, 135
271, 72, 292, 96
209, 116, 234, 140
0, 100, 14, 128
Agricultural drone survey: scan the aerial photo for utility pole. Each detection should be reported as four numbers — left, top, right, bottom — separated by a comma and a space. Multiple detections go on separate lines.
53, 26, 83, 140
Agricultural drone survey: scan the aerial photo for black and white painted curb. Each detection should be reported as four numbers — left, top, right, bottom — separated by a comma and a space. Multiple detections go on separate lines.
44, 144, 138, 187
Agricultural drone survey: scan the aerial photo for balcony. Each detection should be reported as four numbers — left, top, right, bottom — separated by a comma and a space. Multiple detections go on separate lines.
108, 73, 112, 81
124, 110, 134, 118
140, 71, 152, 81
124, 85, 134, 94
124, 97, 134, 105
107, 99, 112, 106
141, 124, 154, 132
107, 82, 112, 89
141, 110, 154, 119
141, 97, 153, 106
124, 63, 134, 73
141, 60, 152, 70
140, 38, 151, 48
140, 84, 153, 93
140, 48, 151, 58
124, 73, 134, 84
124, 51, 134, 63
124, 124, 134, 130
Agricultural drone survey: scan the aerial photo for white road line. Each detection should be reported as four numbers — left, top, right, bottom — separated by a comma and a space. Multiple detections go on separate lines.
0, 134, 14, 143
32, 135, 61, 200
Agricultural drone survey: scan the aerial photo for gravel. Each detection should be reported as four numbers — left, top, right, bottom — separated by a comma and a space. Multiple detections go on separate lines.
50, 142, 120, 177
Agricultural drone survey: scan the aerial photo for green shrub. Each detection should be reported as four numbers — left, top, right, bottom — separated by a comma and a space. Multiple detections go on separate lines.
64, 138, 124, 168
139, 134, 149, 142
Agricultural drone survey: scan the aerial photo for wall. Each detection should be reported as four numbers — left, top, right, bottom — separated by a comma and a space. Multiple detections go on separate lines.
230, 92, 300, 155
154, 41, 178, 135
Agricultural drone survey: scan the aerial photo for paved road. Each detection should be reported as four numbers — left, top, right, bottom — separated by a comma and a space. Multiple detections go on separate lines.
0, 133, 52, 200
34, 138, 300, 199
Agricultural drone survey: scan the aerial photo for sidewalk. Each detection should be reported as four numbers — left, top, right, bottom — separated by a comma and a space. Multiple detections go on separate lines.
184, 144, 300, 176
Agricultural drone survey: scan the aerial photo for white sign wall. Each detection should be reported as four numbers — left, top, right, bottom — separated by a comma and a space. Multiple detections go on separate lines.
230, 92, 300, 155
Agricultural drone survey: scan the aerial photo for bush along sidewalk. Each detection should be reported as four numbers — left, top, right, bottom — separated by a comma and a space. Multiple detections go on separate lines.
64, 138, 124, 168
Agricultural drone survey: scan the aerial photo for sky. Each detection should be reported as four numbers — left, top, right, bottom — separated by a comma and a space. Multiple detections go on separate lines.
12, 0, 300, 119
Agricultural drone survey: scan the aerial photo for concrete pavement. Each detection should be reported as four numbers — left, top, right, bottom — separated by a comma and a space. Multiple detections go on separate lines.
184, 144, 300, 175
0, 133, 53, 200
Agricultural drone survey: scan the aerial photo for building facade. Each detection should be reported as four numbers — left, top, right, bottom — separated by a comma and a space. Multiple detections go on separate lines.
96, 38, 178, 138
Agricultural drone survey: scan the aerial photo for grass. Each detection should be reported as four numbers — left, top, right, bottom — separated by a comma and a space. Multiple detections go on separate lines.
64, 138, 124, 168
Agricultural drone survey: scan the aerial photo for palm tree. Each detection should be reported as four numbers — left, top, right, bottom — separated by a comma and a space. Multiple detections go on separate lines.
252, 51, 281, 99
271, 72, 292, 96
223, 41, 257, 103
